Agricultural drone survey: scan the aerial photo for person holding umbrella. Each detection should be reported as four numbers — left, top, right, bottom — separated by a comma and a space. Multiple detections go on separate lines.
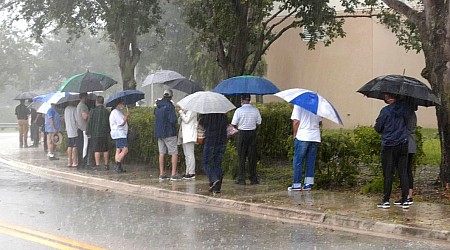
375, 93, 412, 209
231, 94, 262, 185
64, 100, 79, 167
15, 99, 30, 148
154, 89, 181, 181
86, 96, 111, 170
76, 93, 91, 167
109, 99, 129, 173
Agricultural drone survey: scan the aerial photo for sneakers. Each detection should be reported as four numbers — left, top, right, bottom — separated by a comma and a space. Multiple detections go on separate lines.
302, 184, 313, 191
159, 175, 170, 181
182, 174, 196, 180
170, 174, 183, 181
406, 197, 413, 205
287, 186, 302, 191
377, 201, 390, 209
394, 199, 411, 209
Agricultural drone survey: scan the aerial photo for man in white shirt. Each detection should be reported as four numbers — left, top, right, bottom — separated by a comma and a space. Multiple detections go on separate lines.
288, 105, 322, 191
231, 94, 262, 185
64, 101, 78, 167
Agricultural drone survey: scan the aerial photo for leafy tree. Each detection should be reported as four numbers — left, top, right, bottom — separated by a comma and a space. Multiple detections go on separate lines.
0, 21, 35, 91
4, 0, 162, 90
183, 0, 345, 78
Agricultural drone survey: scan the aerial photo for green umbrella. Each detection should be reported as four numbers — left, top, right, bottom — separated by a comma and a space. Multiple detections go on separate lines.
59, 71, 118, 93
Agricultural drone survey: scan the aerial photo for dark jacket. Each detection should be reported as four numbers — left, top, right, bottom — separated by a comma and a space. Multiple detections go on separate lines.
374, 101, 411, 146
199, 113, 228, 145
154, 98, 177, 138
86, 105, 111, 137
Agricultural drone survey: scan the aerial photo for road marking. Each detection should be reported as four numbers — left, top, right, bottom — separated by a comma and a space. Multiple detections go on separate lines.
0, 221, 105, 250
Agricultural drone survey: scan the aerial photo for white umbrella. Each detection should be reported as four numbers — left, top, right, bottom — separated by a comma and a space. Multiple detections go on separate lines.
177, 91, 236, 114
37, 92, 77, 114
275, 88, 343, 125
141, 70, 186, 104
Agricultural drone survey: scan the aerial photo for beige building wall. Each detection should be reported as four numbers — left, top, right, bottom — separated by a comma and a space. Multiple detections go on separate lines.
265, 16, 438, 129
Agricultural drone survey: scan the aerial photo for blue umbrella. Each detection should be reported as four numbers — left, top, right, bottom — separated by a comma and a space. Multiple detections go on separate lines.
213, 75, 280, 95
106, 90, 145, 107
275, 88, 343, 125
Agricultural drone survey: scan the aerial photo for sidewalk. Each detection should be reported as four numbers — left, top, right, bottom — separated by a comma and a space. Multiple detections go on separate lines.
0, 132, 449, 243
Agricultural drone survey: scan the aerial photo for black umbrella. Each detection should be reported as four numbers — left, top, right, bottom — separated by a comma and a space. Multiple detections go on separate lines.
14, 92, 38, 100
164, 78, 204, 94
357, 75, 441, 107
59, 71, 118, 93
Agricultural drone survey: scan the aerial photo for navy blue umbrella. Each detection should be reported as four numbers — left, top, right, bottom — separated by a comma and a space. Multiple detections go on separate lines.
213, 75, 280, 95
106, 90, 145, 107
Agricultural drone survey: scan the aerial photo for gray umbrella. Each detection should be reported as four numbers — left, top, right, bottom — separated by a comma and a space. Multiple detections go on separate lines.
142, 70, 185, 86
14, 92, 38, 100
357, 75, 441, 107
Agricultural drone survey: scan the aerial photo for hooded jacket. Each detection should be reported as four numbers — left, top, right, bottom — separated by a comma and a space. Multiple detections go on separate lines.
374, 101, 411, 146
154, 98, 177, 138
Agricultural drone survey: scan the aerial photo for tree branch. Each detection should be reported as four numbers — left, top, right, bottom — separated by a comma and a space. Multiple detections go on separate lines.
382, 0, 425, 28
264, 8, 297, 38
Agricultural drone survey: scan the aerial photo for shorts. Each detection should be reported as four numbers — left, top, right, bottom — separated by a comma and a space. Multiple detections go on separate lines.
158, 136, 178, 155
67, 137, 77, 147
92, 136, 109, 152
114, 138, 128, 149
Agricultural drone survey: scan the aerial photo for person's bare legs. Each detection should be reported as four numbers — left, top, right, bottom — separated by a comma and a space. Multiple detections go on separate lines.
95, 152, 101, 166
46, 133, 55, 157
115, 147, 128, 163
67, 147, 73, 166
159, 154, 165, 176
171, 154, 178, 176
103, 151, 109, 166
72, 147, 78, 166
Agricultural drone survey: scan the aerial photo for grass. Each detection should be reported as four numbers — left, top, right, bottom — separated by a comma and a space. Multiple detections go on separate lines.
421, 128, 441, 166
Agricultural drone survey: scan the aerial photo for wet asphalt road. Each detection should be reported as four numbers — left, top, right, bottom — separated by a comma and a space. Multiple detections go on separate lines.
0, 165, 448, 250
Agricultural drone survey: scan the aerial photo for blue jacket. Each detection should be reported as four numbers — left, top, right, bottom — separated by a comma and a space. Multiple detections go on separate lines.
154, 98, 177, 138
374, 101, 411, 146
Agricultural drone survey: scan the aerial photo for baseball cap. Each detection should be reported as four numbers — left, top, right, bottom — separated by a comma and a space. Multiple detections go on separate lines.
163, 89, 173, 98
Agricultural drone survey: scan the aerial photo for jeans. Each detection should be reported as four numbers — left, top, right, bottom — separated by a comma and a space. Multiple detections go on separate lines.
293, 139, 319, 185
201, 139, 226, 183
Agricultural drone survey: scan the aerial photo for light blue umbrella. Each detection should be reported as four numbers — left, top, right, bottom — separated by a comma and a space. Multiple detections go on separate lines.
213, 75, 280, 95
275, 88, 343, 125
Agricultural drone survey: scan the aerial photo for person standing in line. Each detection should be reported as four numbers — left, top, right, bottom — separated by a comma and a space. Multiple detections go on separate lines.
178, 108, 198, 180
15, 99, 30, 148
64, 101, 78, 167
87, 96, 111, 170
394, 101, 417, 206
154, 89, 181, 181
109, 100, 129, 173
45, 102, 61, 160
231, 94, 262, 185
375, 93, 412, 209
199, 113, 228, 194
76, 93, 90, 167
288, 105, 322, 192
30, 108, 40, 147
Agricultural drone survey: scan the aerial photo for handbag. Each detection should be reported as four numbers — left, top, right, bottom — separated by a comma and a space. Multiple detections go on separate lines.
127, 126, 139, 143
197, 124, 205, 144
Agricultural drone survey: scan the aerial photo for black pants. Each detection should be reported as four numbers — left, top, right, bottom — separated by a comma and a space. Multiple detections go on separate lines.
407, 153, 414, 189
237, 130, 257, 182
381, 143, 409, 202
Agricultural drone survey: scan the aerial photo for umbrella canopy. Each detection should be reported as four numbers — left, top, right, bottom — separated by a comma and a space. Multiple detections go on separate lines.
37, 92, 76, 113
59, 71, 118, 93
142, 70, 185, 86
275, 88, 343, 125
163, 78, 204, 94
106, 90, 145, 107
14, 92, 38, 100
357, 75, 440, 107
177, 91, 236, 114
213, 75, 280, 95
55, 93, 97, 109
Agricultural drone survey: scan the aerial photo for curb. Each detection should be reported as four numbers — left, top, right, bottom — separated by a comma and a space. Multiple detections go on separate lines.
1, 157, 449, 243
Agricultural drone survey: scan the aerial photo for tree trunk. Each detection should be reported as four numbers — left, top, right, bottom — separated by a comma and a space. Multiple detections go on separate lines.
116, 34, 140, 90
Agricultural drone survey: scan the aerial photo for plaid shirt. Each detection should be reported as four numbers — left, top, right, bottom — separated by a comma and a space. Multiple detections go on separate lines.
86, 105, 110, 137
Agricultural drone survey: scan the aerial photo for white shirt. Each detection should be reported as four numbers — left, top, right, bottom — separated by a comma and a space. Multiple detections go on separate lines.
291, 105, 322, 142
109, 109, 128, 139
231, 104, 262, 130
64, 105, 78, 138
